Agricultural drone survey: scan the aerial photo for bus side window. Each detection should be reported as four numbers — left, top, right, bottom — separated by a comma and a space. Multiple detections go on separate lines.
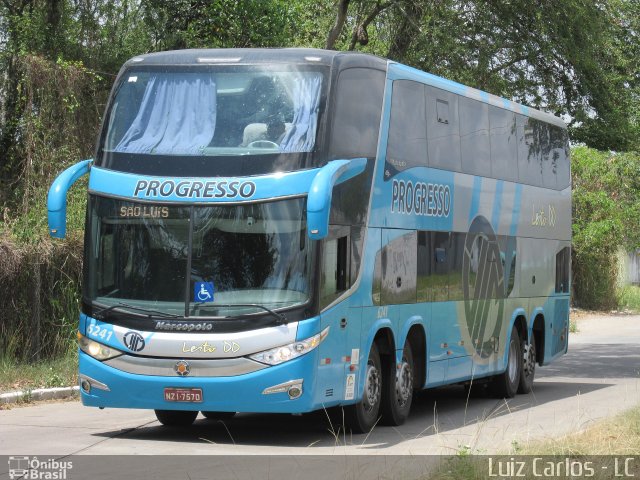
330, 67, 385, 160
372, 244, 382, 306
553, 126, 571, 190
349, 226, 365, 287
426, 86, 461, 172
385, 80, 427, 178
417, 231, 433, 302
489, 106, 518, 182
540, 122, 557, 189
459, 97, 490, 177
320, 228, 350, 309
380, 231, 417, 305
448, 232, 466, 301
555, 247, 570, 293
431, 231, 450, 302
517, 115, 543, 187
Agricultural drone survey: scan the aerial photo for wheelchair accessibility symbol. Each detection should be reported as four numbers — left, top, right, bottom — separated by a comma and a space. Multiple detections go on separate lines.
195, 282, 214, 303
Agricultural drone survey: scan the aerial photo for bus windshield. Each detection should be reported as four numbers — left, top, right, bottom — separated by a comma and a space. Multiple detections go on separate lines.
102, 67, 324, 157
84, 196, 314, 319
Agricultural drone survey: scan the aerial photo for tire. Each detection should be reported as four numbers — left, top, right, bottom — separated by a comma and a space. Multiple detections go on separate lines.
201, 411, 236, 420
381, 342, 414, 426
518, 334, 536, 394
488, 326, 521, 398
344, 343, 382, 433
154, 409, 198, 427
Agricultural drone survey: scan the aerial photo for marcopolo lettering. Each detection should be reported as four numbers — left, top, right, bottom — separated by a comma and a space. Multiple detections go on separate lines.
155, 321, 214, 332
391, 179, 451, 217
133, 179, 256, 199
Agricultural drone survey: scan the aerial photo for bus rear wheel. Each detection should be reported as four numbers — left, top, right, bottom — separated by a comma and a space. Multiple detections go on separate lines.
381, 342, 414, 426
518, 334, 536, 394
201, 411, 236, 420
344, 343, 382, 433
488, 326, 522, 398
154, 409, 198, 427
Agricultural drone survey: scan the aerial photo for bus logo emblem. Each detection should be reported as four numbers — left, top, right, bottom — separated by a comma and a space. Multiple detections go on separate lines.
123, 331, 145, 352
462, 216, 505, 359
174, 360, 190, 376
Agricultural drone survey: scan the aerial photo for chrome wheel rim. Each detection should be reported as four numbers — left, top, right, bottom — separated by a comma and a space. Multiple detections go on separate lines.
396, 361, 413, 407
522, 342, 536, 378
363, 362, 380, 412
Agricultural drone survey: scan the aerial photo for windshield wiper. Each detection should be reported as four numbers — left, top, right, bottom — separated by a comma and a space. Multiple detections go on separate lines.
195, 303, 288, 325
93, 302, 182, 319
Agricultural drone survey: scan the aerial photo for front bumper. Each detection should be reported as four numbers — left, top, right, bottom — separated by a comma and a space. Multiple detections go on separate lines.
79, 349, 319, 413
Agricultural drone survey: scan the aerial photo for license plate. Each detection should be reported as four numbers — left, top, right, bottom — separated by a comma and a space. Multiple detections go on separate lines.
164, 387, 203, 403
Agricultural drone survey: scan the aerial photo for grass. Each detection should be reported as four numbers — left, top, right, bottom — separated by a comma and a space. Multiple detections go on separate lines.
515, 404, 640, 456
569, 317, 578, 333
617, 285, 640, 313
428, 403, 640, 479
0, 342, 77, 394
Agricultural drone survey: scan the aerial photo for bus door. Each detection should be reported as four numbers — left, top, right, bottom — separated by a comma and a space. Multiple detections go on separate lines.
316, 225, 353, 402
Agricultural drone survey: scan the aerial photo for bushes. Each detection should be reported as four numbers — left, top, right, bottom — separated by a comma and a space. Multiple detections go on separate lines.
571, 146, 640, 309
0, 55, 102, 363
0, 235, 83, 362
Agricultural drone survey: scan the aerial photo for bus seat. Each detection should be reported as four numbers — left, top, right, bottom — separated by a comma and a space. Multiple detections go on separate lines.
242, 123, 267, 146
242, 122, 293, 146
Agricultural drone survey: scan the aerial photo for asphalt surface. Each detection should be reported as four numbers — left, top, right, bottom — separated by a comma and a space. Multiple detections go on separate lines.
1, 313, 639, 456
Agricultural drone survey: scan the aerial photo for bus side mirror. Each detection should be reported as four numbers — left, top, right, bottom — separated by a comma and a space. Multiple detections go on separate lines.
307, 158, 366, 240
47, 159, 92, 238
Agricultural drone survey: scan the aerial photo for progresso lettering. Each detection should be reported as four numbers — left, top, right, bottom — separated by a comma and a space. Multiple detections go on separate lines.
391, 179, 451, 217
133, 179, 256, 199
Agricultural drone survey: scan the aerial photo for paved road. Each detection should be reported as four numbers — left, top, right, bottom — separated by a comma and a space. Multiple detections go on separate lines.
1, 314, 639, 456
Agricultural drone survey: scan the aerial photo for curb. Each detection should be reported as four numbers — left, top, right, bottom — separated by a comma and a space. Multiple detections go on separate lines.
0, 386, 80, 405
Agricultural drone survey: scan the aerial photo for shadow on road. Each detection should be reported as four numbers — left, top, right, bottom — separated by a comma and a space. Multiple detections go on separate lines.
91, 380, 612, 450
89, 341, 640, 450
540, 343, 640, 379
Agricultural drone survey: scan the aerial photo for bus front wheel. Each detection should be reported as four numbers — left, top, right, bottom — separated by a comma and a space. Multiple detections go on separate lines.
381, 342, 413, 426
154, 409, 198, 427
344, 343, 382, 433
488, 326, 521, 398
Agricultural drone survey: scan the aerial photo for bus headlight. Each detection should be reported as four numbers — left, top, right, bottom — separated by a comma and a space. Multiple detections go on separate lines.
77, 332, 123, 361
249, 327, 329, 365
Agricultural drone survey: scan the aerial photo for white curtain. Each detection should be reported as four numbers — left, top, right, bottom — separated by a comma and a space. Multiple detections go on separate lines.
115, 73, 216, 155
279, 73, 322, 152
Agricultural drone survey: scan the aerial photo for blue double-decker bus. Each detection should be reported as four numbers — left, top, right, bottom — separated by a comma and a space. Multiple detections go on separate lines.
48, 49, 570, 432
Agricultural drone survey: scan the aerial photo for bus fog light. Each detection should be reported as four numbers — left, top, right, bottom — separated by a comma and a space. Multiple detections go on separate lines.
263, 379, 304, 396
250, 327, 329, 366
288, 386, 302, 399
79, 374, 110, 392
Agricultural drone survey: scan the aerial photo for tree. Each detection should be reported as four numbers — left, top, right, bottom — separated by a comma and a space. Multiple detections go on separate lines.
140, 0, 296, 50
322, 0, 640, 152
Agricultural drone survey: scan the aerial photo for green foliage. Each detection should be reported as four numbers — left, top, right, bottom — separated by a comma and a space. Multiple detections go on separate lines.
618, 285, 640, 313
571, 147, 640, 309
141, 0, 297, 50
0, 55, 96, 363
